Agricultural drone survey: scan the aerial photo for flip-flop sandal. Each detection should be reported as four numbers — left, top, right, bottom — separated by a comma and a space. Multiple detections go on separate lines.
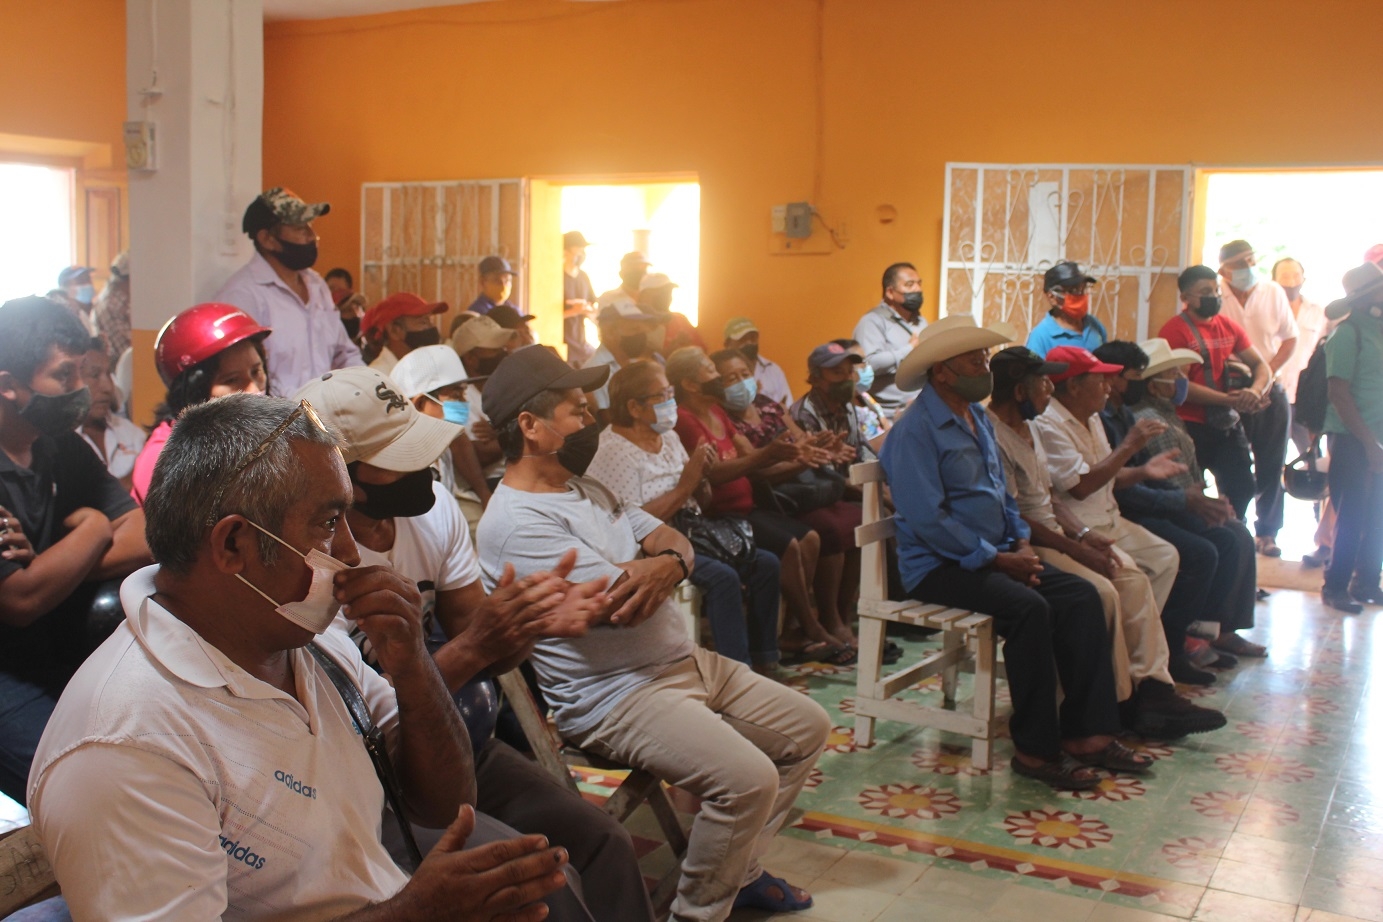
1071, 740, 1154, 774
1010, 753, 1100, 791
823, 645, 858, 666
733, 871, 813, 912
1212, 634, 1267, 658
780, 641, 835, 665
882, 641, 904, 665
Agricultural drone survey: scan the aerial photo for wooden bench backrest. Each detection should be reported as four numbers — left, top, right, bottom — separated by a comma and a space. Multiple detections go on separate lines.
0, 825, 58, 917
850, 461, 894, 603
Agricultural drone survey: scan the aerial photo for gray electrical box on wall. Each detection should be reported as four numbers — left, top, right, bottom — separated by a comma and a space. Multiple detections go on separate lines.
785, 202, 812, 239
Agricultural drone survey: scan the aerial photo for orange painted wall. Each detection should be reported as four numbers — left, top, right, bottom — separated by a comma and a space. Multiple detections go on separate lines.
0, 0, 126, 156
259, 0, 1383, 383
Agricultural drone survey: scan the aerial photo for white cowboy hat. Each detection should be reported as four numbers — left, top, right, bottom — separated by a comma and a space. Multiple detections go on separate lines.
1137, 337, 1203, 379
897, 314, 1017, 391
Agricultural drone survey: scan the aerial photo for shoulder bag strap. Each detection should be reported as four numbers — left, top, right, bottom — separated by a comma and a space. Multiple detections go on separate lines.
308, 642, 423, 870
1179, 313, 1222, 390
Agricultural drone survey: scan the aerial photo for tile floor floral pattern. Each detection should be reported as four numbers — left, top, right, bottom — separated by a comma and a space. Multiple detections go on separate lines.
596, 589, 1383, 920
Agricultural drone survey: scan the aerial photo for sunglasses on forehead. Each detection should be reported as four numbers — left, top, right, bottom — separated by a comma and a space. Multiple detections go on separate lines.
205, 399, 331, 528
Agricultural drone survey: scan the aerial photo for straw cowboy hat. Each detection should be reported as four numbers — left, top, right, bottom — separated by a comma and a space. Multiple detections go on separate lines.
1137, 338, 1203, 378
896, 314, 1017, 391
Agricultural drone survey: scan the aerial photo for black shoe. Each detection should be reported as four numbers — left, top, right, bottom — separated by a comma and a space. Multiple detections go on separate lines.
1256, 588, 1271, 602
1206, 651, 1238, 670
1323, 589, 1364, 614
1134, 680, 1228, 739
1348, 583, 1383, 605
1169, 656, 1216, 686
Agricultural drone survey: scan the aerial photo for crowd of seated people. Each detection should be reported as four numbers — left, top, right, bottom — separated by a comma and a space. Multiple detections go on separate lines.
6, 183, 1367, 921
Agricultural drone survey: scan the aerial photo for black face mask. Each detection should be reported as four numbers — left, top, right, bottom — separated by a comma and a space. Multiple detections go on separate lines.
19, 386, 92, 438
739, 343, 760, 364
554, 422, 603, 477
404, 327, 441, 349
619, 333, 648, 358
698, 377, 727, 402
826, 380, 856, 403
341, 316, 361, 341
1194, 295, 1222, 318
272, 237, 318, 271
1018, 398, 1040, 421
1123, 380, 1148, 405
900, 291, 924, 314
350, 465, 437, 520
471, 354, 503, 377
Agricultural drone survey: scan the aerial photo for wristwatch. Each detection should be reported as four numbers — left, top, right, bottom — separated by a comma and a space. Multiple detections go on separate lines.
1074, 526, 1092, 542
657, 548, 690, 581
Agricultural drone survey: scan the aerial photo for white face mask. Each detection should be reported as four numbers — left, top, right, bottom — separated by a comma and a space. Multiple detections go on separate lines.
1229, 266, 1256, 291
236, 519, 349, 634
650, 397, 678, 434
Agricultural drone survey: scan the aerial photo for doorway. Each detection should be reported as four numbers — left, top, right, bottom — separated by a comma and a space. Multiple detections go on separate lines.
527, 177, 700, 360
0, 161, 75, 303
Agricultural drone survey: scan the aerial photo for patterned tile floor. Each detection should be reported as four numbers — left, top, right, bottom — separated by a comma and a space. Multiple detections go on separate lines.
605, 582, 1382, 921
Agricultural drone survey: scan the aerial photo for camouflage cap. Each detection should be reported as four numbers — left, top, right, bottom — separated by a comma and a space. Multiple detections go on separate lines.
242, 187, 331, 236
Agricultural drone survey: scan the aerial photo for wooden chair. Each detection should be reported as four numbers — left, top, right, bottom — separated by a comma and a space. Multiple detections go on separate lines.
0, 825, 58, 919
494, 669, 688, 915
849, 460, 1004, 769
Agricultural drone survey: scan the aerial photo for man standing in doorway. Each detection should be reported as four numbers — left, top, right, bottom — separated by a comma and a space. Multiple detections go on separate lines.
596, 251, 651, 314
466, 256, 519, 317
852, 262, 927, 419
215, 187, 363, 396
53, 266, 98, 336
1216, 240, 1298, 557
1273, 257, 1331, 451
562, 231, 596, 366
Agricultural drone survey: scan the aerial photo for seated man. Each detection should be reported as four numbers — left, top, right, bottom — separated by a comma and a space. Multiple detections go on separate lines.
298, 366, 651, 922
986, 347, 1225, 739
476, 345, 830, 919
881, 315, 1146, 791
724, 316, 793, 406
1113, 339, 1265, 661
0, 297, 152, 804
28, 394, 571, 919
76, 335, 147, 491
360, 291, 446, 374
790, 342, 874, 473
581, 300, 667, 422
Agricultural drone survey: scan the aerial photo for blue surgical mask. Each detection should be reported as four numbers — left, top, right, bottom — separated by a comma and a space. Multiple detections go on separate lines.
856, 363, 875, 393
650, 398, 679, 434
427, 393, 471, 426
723, 378, 757, 412
1229, 266, 1256, 292
75, 284, 95, 305
1172, 377, 1190, 406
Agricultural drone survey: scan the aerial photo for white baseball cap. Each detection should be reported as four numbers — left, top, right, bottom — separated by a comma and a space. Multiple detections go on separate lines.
452, 314, 515, 357
294, 366, 459, 472
638, 272, 678, 291
392, 344, 472, 398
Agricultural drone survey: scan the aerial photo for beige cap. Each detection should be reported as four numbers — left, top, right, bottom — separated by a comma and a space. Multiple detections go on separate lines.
452, 314, 515, 357
294, 366, 459, 472
638, 272, 677, 291
391, 344, 471, 398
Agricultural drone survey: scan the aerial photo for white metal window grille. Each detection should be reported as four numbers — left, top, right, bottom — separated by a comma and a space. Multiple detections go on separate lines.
360, 179, 527, 312
939, 164, 1192, 345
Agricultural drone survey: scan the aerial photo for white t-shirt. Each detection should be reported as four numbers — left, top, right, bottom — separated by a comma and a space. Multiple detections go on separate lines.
29, 566, 408, 922
476, 478, 694, 737
1280, 297, 1329, 404
341, 480, 481, 665
1220, 279, 1299, 372
1033, 397, 1121, 530
585, 427, 698, 512
78, 414, 148, 481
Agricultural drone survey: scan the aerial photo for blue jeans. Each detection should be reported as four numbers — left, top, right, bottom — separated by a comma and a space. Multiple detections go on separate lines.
689, 551, 782, 667
0, 668, 66, 804
1325, 432, 1383, 594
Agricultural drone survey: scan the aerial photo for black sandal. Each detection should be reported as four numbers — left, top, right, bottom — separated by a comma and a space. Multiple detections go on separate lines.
1010, 753, 1100, 791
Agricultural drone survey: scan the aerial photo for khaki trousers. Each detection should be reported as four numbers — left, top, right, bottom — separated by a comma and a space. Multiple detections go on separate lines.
571, 646, 830, 922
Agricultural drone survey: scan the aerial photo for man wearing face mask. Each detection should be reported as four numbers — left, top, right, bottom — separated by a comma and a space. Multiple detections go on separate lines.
582, 300, 667, 422
639, 272, 706, 353
360, 291, 447, 375
28, 393, 576, 920
1215, 241, 1298, 558
0, 297, 152, 805
852, 261, 928, 419
724, 316, 793, 406
53, 265, 99, 336
1158, 265, 1271, 526
1026, 261, 1109, 358
595, 251, 653, 315
882, 315, 1141, 790
790, 342, 874, 471
298, 366, 647, 922
478, 344, 829, 919
216, 187, 364, 396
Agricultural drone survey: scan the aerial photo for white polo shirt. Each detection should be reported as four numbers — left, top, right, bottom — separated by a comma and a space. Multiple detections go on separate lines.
1032, 396, 1121, 530
78, 414, 148, 481
28, 566, 409, 922
215, 253, 364, 397
1219, 279, 1299, 371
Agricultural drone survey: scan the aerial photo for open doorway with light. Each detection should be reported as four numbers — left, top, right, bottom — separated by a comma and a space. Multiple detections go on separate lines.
1198, 167, 1383, 564
0, 161, 75, 303
527, 177, 700, 361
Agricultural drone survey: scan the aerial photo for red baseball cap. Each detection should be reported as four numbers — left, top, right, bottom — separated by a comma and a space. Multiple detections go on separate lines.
362, 292, 447, 336
1365, 244, 1383, 266
1045, 346, 1124, 382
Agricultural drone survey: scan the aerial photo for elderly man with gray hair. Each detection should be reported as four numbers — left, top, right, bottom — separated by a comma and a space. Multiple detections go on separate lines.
27, 394, 573, 921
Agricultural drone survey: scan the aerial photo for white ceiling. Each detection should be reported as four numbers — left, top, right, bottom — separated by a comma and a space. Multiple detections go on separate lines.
262, 0, 615, 21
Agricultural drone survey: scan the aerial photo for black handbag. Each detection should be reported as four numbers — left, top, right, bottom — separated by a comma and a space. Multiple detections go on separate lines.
670, 508, 757, 581
770, 466, 847, 516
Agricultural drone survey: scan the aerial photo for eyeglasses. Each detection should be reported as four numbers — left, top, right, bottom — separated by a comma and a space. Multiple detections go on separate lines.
638, 387, 676, 403
206, 399, 329, 527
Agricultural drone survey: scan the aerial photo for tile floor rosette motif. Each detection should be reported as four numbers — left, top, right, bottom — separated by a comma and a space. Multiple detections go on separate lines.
1189, 790, 1302, 827
1214, 751, 1316, 783
1001, 809, 1115, 850
1065, 773, 1146, 802
1161, 835, 1227, 872
856, 783, 964, 820
909, 742, 999, 776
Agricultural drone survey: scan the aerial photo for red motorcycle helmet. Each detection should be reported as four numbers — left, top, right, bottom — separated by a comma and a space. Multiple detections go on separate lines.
154, 303, 271, 387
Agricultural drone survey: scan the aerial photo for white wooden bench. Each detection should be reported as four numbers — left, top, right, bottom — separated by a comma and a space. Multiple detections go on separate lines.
850, 460, 1004, 769
0, 825, 58, 919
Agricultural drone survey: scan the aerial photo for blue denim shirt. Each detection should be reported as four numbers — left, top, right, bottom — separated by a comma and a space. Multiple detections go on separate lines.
880, 385, 1030, 591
